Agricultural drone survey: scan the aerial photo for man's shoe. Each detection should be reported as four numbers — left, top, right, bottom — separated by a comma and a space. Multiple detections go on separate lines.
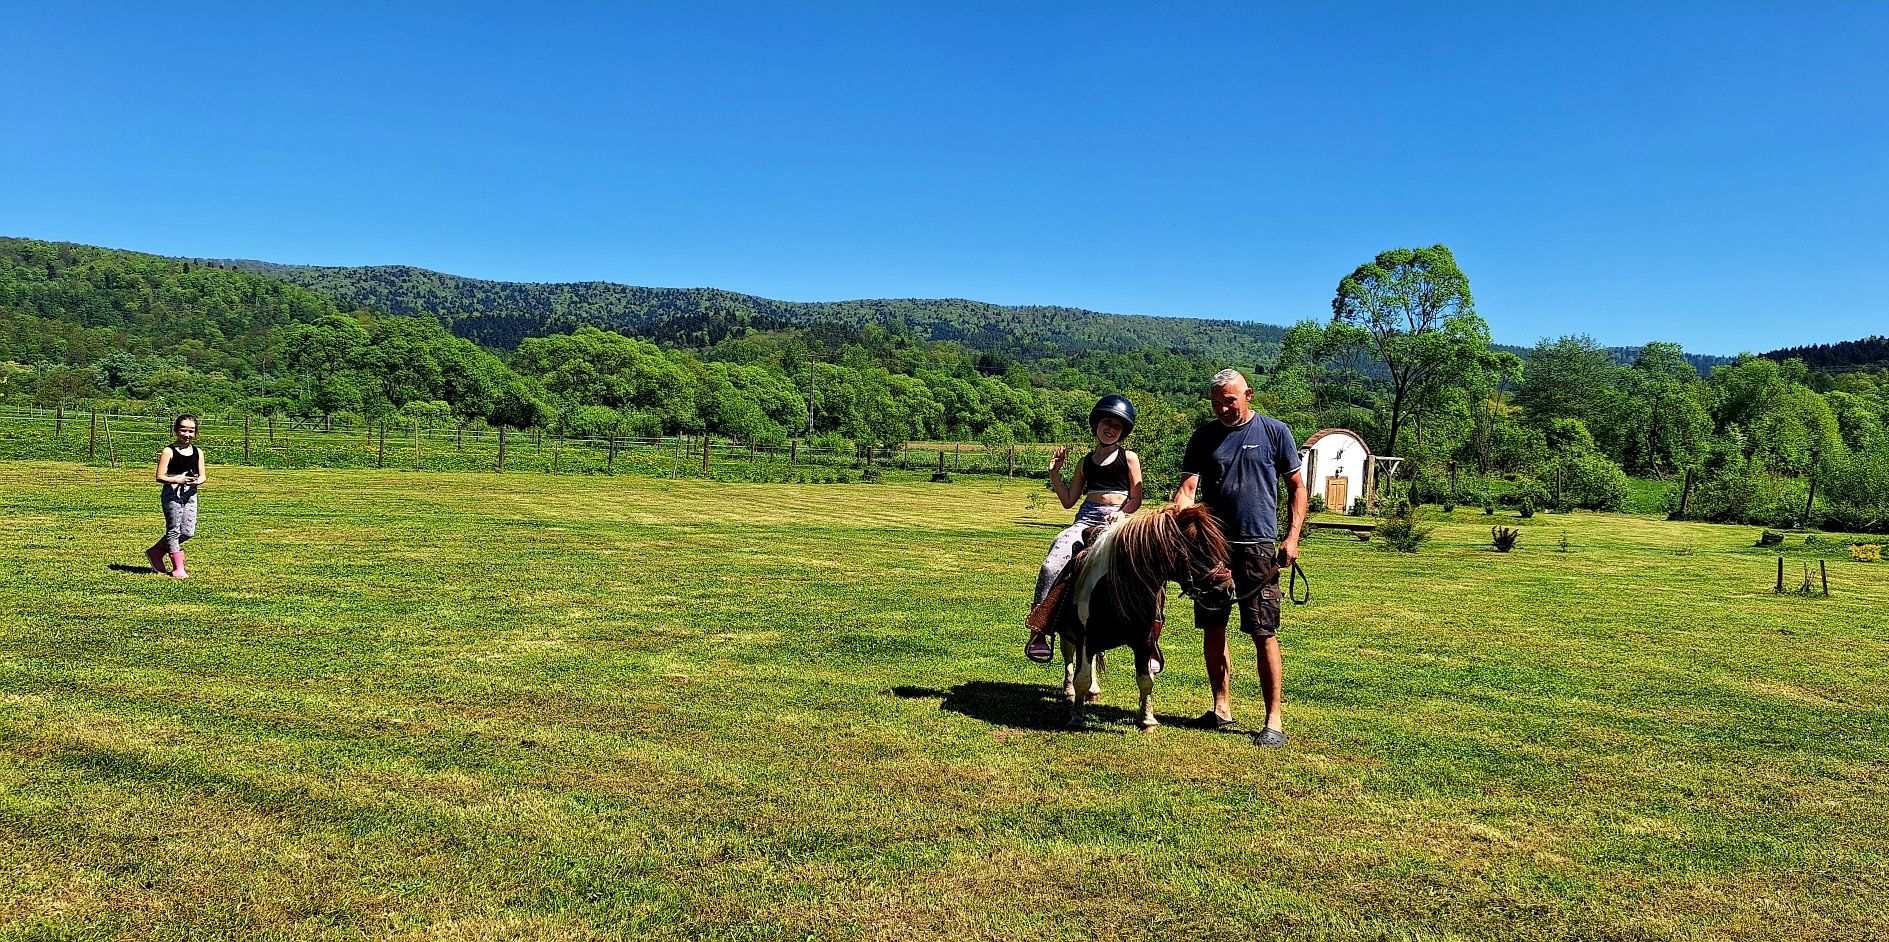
1256, 727, 1288, 748
1195, 711, 1236, 731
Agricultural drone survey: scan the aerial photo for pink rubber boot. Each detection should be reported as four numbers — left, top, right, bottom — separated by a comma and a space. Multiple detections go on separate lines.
146, 540, 170, 574
168, 551, 190, 580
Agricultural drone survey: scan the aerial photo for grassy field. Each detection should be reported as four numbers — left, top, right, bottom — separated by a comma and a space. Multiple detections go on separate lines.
2, 462, 1886, 941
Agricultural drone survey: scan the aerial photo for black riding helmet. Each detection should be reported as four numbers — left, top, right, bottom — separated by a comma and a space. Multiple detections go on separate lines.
1089, 394, 1137, 437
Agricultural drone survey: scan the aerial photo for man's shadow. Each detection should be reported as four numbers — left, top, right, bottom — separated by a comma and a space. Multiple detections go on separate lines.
891, 681, 1197, 733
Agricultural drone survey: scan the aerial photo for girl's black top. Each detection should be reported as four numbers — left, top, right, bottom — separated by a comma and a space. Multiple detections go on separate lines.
166, 446, 201, 478
1082, 449, 1132, 492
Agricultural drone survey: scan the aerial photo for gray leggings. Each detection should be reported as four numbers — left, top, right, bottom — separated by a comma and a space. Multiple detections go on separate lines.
161, 485, 198, 553
1032, 501, 1116, 606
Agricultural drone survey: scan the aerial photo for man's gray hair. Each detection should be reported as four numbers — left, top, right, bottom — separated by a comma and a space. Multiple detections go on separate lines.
1207, 368, 1248, 391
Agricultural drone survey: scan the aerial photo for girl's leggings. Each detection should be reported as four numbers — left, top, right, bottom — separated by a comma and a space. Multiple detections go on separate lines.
1032, 501, 1116, 606
161, 485, 198, 553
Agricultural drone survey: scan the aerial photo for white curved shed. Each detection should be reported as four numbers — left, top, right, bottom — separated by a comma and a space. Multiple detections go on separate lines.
1301, 428, 1371, 513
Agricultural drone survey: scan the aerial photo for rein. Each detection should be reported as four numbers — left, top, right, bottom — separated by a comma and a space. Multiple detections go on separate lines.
1181, 557, 1312, 609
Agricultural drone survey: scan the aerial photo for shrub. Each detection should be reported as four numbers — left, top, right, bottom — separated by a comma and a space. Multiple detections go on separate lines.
1491, 526, 1520, 552
1853, 544, 1884, 562
1375, 503, 1433, 553
930, 471, 953, 483
1349, 497, 1368, 517
861, 468, 883, 484
1308, 494, 1327, 514
1519, 498, 1535, 519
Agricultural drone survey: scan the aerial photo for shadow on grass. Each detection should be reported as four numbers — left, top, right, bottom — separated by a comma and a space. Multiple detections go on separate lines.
892, 680, 1200, 733
105, 562, 162, 575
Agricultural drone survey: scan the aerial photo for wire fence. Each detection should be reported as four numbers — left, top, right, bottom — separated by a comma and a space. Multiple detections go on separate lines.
0, 405, 1060, 483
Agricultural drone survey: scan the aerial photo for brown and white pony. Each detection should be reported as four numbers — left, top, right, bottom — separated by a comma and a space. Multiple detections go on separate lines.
1050, 504, 1236, 729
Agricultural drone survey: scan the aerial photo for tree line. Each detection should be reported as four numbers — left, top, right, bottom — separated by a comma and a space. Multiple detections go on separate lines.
4, 236, 1885, 531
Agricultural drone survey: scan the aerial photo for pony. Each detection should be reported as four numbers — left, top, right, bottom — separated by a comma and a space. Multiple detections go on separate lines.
1045, 503, 1237, 729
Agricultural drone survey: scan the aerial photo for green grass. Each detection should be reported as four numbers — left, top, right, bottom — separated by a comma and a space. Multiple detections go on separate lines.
3, 463, 1886, 940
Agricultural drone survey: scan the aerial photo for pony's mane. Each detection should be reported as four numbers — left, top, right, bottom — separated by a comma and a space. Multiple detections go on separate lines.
1103, 505, 1228, 615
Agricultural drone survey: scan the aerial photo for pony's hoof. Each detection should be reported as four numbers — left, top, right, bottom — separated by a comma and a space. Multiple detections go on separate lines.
1081, 692, 1103, 704
1139, 716, 1160, 729
1061, 689, 1078, 703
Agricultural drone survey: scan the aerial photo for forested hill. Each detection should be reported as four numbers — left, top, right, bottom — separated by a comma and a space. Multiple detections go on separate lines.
1762, 336, 1889, 373
1603, 345, 1738, 375
211, 259, 1290, 364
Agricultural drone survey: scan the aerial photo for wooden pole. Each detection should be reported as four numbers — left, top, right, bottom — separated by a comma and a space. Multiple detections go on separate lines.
269, 414, 275, 443
608, 434, 617, 470
938, 450, 946, 474
376, 423, 386, 469
535, 428, 542, 455
553, 437, 561, 473
1775, 556, 1785, 593
244, 414, 252, 464
54, 404, 63, 436
673, 435, 683, 480
1007, 446, 1016, 477
791, 439, 798, 466
1678, 468, 1695, 518
1820, 560, 1829, 596
1803, 470, 1818, 526
414, 421, 421, 469
89, 407, 97, 460
701, 435, 711, 474
497, 426, 508, 472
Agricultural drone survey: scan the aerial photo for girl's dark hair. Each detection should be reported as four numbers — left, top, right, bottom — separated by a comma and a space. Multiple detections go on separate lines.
173, 414, 199, 433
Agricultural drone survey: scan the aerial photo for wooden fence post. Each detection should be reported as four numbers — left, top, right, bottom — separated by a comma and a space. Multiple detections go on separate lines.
535, 428, 542, 455
608, 434, 618, 470
1775, 556, 1785, 593
1820, 560, 1829, 596
673, 435, 683, 480
702, 436, 711, 474
497, 426, 508, 472
937, 450, 946, 474
377, 423, 386, 469
54, 404, 63, 436
269, 414, 276, 443
1007, 446, 1016, 477
89, 407, 98, 460
791, 440, 798, 466
954, 442, 961, 471
413, 422, 421, 469
553, 437, 561, 473
244, 414, 252, 464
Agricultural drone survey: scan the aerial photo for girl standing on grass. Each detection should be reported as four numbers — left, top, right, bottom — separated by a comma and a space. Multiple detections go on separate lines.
145, 414, 206, 579
1024, 395, 1143, 661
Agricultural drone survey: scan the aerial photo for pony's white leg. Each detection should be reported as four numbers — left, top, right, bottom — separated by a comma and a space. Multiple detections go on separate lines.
1137, 671, 1158, 728
1087, 651, 1104, 698
1066, 644, 1090, 728
1060, 635, 1078, 702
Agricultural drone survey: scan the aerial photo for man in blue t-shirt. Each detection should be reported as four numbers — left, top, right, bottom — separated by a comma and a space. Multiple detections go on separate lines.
1173, 368, 1307, 748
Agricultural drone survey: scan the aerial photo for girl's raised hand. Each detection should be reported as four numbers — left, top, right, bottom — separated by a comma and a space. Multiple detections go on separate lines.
1048, 446, 1068, 470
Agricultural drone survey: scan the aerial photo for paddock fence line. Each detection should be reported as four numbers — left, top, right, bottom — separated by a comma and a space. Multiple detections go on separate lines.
0, 404, 1062, 482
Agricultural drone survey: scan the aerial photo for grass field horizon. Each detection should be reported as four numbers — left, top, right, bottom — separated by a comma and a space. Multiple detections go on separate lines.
3, 461, 1886, 940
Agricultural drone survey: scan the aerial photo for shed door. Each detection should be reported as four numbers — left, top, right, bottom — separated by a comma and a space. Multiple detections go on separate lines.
1325, 476, 1348, 512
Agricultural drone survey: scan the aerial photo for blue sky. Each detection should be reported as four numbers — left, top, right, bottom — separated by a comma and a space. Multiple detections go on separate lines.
4, 1, 1885, 354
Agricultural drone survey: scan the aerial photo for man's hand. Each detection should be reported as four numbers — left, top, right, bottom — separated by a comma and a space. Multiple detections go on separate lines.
1279, 537, 1300, 566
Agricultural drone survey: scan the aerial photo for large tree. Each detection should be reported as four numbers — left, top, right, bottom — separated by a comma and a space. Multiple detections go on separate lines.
1330, 245, 1513, 458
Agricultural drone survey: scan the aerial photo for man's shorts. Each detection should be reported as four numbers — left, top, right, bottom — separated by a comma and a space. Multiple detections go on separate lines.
1192, 542, 1284, 639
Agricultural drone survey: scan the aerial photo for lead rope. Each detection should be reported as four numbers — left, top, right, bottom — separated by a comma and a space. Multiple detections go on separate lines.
1288, 559, 1310, 606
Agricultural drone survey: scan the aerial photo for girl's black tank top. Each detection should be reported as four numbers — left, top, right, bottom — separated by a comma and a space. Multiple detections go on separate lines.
166, 446, 201, 477
1082, 449, 1131, 492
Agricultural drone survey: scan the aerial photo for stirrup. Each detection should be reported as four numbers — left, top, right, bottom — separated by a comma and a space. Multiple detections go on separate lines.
1025, 632, 1055, 663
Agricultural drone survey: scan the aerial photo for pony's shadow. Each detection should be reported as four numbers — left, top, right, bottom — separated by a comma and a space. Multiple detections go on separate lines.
891, 681, 1194, 733
105, 563, 161, 575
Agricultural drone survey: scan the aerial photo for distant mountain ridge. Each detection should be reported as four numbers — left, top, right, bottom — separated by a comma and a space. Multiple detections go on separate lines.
210, 259, 1294, 369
